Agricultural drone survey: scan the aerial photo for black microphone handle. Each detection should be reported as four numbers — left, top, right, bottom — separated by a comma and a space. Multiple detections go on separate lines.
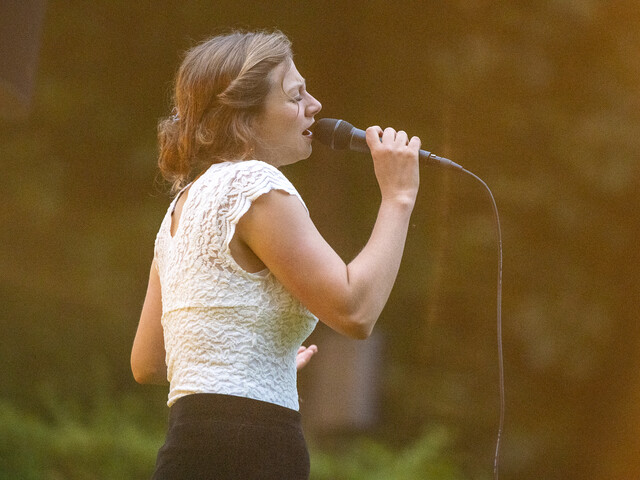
348, 127, 464, 171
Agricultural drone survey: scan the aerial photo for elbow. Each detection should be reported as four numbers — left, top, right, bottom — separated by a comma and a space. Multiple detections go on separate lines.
341, 315, 373, 340
131, 357, 166, 385
131, 364, 149, 384
348, 320, 374, 340
334, 304, 376, 340
318, 292, 378, 339
132, 366, 165, 385
348, 326, 372, 340
132, 366, 149, 384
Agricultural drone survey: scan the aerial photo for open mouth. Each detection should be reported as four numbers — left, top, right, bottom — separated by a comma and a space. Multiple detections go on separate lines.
302, 129, 313, 138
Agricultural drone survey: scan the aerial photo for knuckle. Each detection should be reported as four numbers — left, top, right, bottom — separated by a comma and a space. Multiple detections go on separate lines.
380, 144, 393, 153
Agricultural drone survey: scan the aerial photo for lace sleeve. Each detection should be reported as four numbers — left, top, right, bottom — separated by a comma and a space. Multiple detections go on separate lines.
218, 160, 308, 260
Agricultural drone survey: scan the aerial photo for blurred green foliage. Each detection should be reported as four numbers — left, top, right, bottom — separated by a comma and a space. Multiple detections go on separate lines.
0, 392, 462, 480
1, 1, 639, 478
309, 426, 467, 480
0, 396, 161, 480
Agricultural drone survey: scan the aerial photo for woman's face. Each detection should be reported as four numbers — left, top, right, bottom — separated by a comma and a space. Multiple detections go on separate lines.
253, 60, 322, 167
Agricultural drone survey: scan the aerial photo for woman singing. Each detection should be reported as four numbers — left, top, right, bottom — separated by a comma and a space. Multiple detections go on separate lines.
131, 29, 420, 479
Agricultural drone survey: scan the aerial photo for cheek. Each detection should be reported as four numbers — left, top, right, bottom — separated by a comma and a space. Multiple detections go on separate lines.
258, 102, 301, 140
275, 108, 302, 136
280, 99, 302, 118
283, 104, 301, 125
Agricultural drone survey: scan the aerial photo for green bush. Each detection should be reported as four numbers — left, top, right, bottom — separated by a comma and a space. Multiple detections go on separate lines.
0, 396, 163, 480
310, 426, 472, 480
0, 391, 473, 479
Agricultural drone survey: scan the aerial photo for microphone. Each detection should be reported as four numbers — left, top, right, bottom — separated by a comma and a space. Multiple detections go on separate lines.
312, 118, 464, 170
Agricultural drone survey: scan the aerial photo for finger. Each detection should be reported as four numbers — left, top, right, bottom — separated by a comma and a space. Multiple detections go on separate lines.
408, 135, 421, 150
296, 345, 317, 362
381, 127, 396, 143
365, 126, 383, 149
299, 351, 312, 361
395, 130, 409, 145
296, 351, 314, 370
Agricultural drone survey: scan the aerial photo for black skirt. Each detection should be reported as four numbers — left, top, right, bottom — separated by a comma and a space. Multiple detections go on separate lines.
151, 393, 310, 480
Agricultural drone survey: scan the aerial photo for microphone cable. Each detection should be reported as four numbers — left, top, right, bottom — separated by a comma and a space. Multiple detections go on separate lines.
312, 119, 505, 477
459, 167, 504, 480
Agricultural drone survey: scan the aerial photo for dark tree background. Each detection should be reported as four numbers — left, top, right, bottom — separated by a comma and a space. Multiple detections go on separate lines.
1, 1, 639, 479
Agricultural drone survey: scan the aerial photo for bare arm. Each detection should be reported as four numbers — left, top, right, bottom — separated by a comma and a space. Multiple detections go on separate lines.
131, 259, 168, 384
237, 126, 420, 339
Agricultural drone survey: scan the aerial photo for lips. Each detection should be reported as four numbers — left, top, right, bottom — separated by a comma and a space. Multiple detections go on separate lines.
302, 129, 313, 139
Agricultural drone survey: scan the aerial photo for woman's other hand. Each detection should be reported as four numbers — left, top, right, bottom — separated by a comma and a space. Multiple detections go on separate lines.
296, 344, 318, 371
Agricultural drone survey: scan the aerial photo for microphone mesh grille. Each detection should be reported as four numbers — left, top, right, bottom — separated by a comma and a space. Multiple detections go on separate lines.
333, 120, 354, 150
313, 118, 354, 150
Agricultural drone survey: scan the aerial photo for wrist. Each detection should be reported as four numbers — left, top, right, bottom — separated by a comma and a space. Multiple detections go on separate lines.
380, 194, 416, 211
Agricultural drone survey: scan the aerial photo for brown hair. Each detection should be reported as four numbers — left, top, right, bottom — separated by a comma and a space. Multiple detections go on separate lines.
157, 30, 293, 192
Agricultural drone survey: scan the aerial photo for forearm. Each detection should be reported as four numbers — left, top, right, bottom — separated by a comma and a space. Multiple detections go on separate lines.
343, 197, 414, 337
131, 327, 168, 385
131, 260, 169, 385
237, 178, 418, 340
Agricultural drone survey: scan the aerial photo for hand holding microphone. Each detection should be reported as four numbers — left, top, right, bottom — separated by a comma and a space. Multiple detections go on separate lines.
365, 125, 421, 206
312, 118, 464, 170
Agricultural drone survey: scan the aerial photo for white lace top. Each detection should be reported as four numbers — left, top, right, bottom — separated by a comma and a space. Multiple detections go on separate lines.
154, 160, 318, 411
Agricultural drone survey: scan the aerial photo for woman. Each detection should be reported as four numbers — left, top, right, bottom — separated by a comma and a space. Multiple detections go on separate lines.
131, 30, 420, 479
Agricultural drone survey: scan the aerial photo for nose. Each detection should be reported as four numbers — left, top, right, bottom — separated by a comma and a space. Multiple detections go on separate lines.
307, 94, 322, 116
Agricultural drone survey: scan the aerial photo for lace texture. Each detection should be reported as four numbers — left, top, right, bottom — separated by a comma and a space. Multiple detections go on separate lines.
154, 160, 318, 410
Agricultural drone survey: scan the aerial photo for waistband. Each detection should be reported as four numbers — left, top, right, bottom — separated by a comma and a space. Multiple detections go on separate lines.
169, 393, 302, 429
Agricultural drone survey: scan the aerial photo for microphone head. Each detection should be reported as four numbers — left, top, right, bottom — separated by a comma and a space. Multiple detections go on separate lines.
312, 118, 354, 150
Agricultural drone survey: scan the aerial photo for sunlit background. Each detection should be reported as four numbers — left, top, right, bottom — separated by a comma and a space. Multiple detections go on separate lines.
1, 1, 639, 479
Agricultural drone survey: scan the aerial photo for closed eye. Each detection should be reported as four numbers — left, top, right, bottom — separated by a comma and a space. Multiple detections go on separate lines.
286, 80, 307, 102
